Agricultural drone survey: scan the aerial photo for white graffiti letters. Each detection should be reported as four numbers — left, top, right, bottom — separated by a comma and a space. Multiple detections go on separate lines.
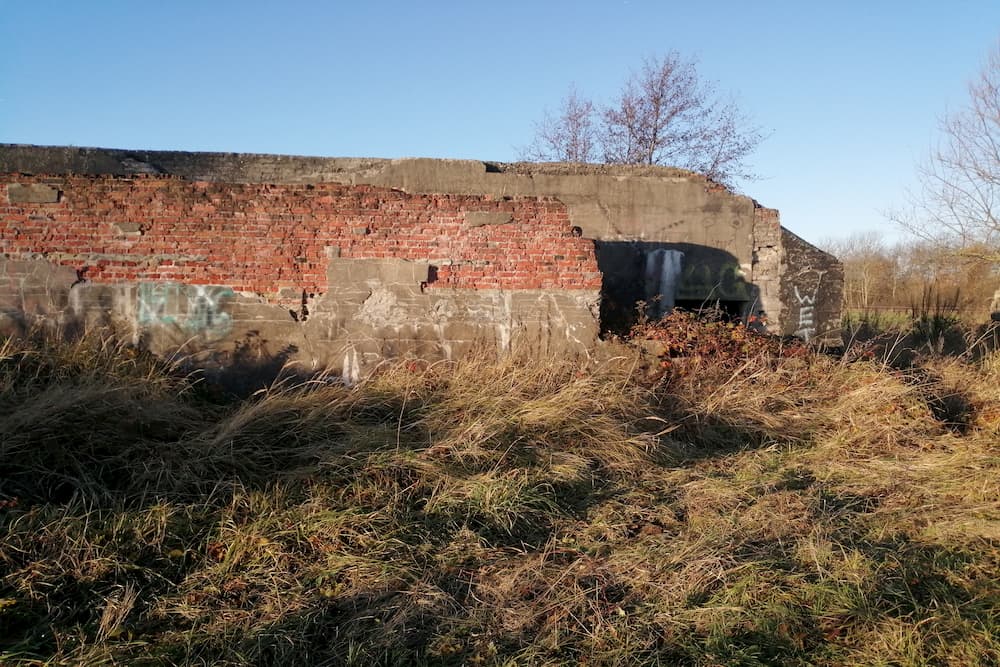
136, 283, 233, 339
137, 283, 177, 327
793, 285, 816, 341
186, 285, 233, 336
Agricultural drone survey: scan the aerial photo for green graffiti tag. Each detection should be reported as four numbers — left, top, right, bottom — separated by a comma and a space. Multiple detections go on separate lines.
136, 283, 234, 339
675, 263, 751, 301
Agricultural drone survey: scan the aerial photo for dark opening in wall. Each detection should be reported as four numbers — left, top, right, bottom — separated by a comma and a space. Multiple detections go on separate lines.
595, 241, 759, 336
674, 299, 747, 321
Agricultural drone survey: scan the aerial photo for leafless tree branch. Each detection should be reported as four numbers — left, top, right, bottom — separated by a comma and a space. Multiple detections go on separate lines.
522, 53, 765, 188
519, 85, 597, 163
890, 41, 1000, 262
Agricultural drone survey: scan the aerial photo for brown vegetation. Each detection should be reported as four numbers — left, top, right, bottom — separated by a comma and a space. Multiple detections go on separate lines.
1, 325, 999, 665
824, 232, 998, 325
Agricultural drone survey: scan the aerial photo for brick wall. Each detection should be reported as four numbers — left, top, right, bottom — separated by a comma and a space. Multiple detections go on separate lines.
0, 176, 600, 305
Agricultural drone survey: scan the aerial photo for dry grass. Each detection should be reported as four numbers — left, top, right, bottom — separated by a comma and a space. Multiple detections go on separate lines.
1, 330, 998, 665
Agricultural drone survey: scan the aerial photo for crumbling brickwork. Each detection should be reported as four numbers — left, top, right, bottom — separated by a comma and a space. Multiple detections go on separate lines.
0, 175, 599, 304
751, 204, 783, 326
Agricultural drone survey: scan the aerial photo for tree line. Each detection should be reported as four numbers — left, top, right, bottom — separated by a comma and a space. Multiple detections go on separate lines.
823, 232, 997, 321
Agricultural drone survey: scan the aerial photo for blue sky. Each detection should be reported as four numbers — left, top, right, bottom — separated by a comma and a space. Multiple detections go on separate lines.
2, 1, 998, 245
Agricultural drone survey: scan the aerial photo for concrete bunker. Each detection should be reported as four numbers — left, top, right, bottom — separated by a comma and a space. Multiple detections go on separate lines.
0, 145, 844, 379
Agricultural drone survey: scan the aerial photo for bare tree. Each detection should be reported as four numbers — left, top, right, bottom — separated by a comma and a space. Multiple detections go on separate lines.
521, 85, 597, 163
521, 53, 765, 188
891, 42, 1000, 261
823, 232, 896, 311
823, 233, 997, 319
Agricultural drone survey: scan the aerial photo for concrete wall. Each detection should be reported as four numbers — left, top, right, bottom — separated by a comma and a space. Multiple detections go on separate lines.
779, 228, 844, 344
0, 144, 843, 375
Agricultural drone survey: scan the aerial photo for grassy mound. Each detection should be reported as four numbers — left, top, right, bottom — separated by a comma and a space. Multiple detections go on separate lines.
1, 330, 998, 665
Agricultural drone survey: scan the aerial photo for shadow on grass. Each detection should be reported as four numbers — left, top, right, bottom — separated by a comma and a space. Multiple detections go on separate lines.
4, 327, 999, 665
126, 530, 999, 667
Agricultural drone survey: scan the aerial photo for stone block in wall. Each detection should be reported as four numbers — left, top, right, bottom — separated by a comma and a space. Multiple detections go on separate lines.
465, 211, 513, 227
113, 222, 143, 235
7, 183, 61, 203
326, 257, 431, 288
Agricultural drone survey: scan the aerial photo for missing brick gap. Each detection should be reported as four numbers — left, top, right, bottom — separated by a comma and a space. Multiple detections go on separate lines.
288, 289, 310, 323
71, 267, 88, 288
421, 265, 441, 293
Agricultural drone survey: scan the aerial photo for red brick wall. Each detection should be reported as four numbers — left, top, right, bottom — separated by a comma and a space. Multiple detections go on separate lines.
0, 176, 600, 303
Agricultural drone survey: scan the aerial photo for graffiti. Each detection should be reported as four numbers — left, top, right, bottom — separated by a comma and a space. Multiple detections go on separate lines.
186, 286, 233, 336
793, 286, 816, 340
676, 262, 751, 301
644, 249, 684, 318
793, 270, 825, 341
137, 283, 177, 327
137, 283, 233, 339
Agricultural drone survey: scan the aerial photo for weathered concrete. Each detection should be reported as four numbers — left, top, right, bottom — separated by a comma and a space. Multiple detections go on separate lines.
7, 255, 599, 382
0, 258, 78, 331
779, 228, 844, 344
0, 144, 843, 378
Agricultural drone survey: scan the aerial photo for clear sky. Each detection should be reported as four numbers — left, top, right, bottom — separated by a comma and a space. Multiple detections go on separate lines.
2, 1, 998, 246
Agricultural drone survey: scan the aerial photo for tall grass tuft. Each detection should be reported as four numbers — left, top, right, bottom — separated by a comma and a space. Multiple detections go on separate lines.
1, 327, 999, 665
